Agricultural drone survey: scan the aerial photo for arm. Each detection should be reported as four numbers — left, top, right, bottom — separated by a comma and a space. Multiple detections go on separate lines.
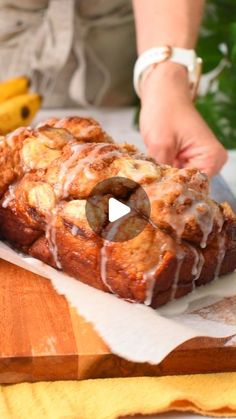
132, 0, 227, 176
133, 0, 204, 51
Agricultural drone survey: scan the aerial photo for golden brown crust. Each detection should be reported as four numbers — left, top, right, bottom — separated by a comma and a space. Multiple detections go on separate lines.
0, 116, 235, 308
0, 127, 33, 198
37, 116, 113, 143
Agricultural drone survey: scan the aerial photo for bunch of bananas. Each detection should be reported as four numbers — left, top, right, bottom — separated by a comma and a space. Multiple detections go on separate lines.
0, 76, 42, 135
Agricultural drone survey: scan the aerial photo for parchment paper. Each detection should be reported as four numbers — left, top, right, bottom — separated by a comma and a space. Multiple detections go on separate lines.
0, 241, 235, 364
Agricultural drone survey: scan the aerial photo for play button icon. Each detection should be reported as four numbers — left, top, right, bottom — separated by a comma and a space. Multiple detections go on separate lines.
108, 197, 131, 222
85, 176, 151, 242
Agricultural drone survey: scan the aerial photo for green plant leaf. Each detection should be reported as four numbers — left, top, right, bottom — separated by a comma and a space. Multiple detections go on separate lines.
196, 0, 236, 149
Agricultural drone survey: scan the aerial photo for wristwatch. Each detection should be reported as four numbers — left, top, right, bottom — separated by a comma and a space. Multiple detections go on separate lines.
133, 46, 202, 100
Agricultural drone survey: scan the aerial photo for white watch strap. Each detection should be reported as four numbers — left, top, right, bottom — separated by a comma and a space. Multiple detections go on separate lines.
133, 46, 199, 97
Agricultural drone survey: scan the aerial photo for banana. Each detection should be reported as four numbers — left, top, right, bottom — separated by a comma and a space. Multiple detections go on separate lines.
0, 76, 30, 104
0, 93, 42, 135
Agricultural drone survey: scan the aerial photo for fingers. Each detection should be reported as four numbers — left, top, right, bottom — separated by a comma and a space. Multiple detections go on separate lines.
144, 128, 227, 177
140, 92, 227, 177
183, 145, 228, 177
175, 110, 228, 177
141, 120, 177, 165
146, 137, 176, 165
140, 99, 178, 165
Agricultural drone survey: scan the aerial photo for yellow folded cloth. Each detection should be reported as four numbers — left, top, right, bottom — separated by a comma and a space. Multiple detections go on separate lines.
0, 373, 236, 419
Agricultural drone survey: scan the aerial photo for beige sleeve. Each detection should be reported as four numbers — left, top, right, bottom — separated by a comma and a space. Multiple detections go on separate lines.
0, 0, 136, 108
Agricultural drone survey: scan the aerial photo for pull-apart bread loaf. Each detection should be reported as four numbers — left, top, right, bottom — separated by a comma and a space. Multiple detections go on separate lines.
0, 117, 235, 308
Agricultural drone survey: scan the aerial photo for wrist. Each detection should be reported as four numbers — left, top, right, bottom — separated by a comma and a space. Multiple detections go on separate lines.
140, 61, 191, 100
148, 61, 188, 79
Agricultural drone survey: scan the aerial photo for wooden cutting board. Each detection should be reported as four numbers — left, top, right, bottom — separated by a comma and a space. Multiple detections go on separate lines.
0, 258, 236, 384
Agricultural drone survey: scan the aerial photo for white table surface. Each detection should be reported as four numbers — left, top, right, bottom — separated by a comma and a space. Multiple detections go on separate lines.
35, 108, 236, 419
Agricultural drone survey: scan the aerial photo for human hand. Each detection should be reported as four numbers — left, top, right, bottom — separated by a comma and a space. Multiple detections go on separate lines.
139, 62, 228, 177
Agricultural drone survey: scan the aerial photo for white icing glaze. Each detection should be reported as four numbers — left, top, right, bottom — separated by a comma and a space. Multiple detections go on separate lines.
71, 225, 80, 236
148, 179, 223, 248
188, 245, 205, 291
144, 265, 158, 306
84, 167, 97, 180
143, 240, 174, 306
1, 184, 17, 208
214, 234, 226, 279
158, 270, 236, 316
195, 202, 214, 248
143, 218, 191, 305
170, 248, 186, 300
61, 145, 98, 196
194, 249, 205, 281
55, 143, 121, 198
100, 219, 123, 294
100, 243, 115, 294
144, 239, 206, 306
54, 143, 86, 197
190, 246, 200, 277
45, 207, 62, 269
147, 182, 192, 242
